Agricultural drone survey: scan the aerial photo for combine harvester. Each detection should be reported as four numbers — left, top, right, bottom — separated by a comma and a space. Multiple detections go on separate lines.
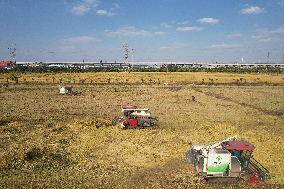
116, 105, 157, 129
185, 136, 270, 185
59, 85, 81, 96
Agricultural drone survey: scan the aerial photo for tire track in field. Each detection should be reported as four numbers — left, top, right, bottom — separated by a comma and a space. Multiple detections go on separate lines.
192, 87, 283, 117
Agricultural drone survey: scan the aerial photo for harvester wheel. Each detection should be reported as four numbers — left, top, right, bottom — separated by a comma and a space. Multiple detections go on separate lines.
205, 177, 240, 184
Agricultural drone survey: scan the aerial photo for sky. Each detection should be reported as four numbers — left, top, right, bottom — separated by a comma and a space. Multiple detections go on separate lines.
0, 0, 284, 63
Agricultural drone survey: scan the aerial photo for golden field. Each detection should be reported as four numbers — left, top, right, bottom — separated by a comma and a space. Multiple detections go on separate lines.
1, 72, 284, 85
0, 72, 283, 188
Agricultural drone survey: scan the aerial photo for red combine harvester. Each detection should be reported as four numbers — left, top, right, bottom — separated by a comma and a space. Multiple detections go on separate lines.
185, 136, 270, 185
116, 105, 157, 129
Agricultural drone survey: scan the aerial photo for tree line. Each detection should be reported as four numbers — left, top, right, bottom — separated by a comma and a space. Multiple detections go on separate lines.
0, 64, 282, 74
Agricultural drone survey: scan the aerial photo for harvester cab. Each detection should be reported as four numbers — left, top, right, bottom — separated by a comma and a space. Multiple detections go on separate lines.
185, 136, 270, 184
221, 140, 255, 172
118, 105, 157, 129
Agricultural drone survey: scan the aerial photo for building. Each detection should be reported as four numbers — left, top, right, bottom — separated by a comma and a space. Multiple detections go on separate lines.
0, 61, 16, 69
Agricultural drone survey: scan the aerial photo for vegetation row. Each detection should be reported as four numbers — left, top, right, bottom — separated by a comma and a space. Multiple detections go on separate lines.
0, 64, 282, 74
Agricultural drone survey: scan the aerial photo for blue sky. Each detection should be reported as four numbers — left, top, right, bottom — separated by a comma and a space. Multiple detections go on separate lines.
0, 0, 284, 63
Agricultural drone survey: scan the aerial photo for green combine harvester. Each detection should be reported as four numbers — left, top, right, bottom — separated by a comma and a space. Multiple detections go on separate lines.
185, 136, 270, 185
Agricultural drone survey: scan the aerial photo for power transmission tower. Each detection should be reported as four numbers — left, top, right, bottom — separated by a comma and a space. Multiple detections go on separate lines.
282, 47, 284, 64
131, 48, 135, 67
267, 52, 270, 64
8, 44, 16, 62
123, 44, 129, 64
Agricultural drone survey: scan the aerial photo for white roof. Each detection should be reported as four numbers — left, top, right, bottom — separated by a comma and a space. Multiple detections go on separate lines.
131, 110, 151, 116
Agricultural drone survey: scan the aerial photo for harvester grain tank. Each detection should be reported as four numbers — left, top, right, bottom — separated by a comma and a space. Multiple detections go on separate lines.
185, 136, 270, 184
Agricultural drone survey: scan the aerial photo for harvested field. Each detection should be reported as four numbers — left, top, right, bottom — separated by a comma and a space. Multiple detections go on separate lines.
0, 72, 283, 188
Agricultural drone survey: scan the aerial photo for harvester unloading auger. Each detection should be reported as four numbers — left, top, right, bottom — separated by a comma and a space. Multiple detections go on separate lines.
185, 136, 270, 185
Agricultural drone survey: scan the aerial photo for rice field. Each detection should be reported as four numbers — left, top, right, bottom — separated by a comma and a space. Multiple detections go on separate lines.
1, 72, 283, 85
0, 72, 283, 188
